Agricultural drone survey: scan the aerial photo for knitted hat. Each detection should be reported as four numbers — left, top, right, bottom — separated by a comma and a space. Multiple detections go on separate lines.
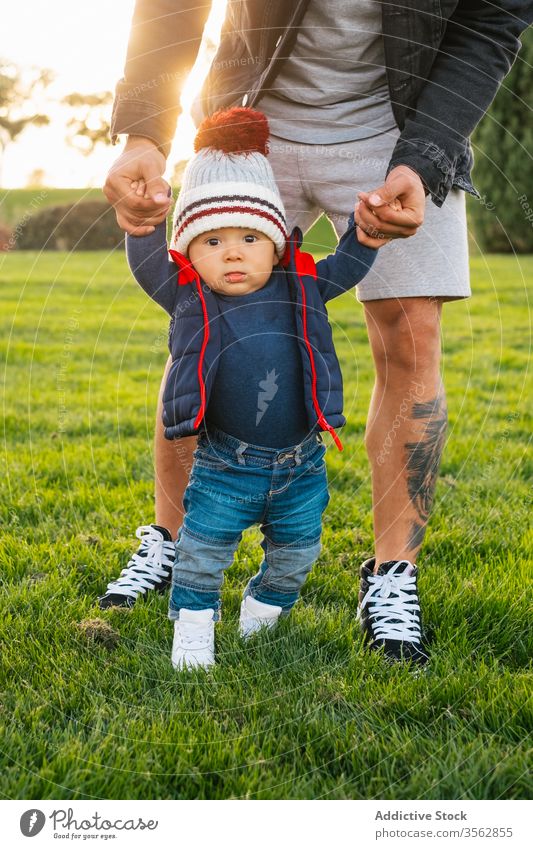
171, 107, 288, 257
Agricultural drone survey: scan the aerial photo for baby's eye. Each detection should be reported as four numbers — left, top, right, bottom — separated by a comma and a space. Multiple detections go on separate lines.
206, 238, 220, 246
244, 234, 258, 243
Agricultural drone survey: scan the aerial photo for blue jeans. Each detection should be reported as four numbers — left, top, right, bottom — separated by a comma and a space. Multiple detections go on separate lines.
169, 426, 330, 621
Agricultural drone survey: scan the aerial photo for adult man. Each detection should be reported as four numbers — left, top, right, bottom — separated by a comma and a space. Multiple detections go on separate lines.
101, 0, 532, 664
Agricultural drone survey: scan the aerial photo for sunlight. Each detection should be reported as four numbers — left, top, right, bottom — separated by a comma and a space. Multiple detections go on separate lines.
3, 0, 227, 187
171, 0, 227, 166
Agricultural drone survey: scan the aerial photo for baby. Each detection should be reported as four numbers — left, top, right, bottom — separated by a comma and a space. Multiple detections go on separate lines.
123, 108, 378, 670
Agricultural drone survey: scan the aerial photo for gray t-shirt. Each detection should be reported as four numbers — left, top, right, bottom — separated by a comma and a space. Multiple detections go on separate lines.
259, 0, 397, 143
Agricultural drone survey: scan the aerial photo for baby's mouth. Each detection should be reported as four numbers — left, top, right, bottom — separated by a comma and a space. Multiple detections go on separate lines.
224, 271, 246, 283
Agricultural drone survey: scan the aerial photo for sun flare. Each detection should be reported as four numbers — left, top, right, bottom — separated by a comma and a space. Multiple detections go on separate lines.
3, 1, 227, 187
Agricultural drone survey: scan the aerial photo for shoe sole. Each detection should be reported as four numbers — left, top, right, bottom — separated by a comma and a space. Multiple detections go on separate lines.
98, 576, 171, 610
357, 606, 430, 667
172, 659, 214, 671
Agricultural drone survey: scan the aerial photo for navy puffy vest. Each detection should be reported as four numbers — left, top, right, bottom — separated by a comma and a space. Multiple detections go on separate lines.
165, 227, 345, 450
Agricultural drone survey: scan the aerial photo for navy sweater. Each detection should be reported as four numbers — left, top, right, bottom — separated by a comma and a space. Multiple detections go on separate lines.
204, 269, 310, 447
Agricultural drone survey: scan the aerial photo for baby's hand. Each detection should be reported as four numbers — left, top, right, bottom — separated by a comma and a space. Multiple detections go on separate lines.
103, 136, 170, 236
130, 179, 149, 200
354, 197, 402, 249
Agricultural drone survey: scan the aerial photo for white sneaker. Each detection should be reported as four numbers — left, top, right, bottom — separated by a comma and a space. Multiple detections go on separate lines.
239, 594, 282, 639
171, 608, 215, 670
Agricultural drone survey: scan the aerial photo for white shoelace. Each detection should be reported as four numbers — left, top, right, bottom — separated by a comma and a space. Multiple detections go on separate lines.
105, 525, 175, 599
177, 623, 213, 649
359, 561, 422, 643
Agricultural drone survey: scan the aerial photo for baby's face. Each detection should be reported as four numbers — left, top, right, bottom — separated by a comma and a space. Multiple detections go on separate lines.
188, 227, 277, 296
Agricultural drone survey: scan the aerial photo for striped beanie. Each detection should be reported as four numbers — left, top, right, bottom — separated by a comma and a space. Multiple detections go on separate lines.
171, 107, 288, 257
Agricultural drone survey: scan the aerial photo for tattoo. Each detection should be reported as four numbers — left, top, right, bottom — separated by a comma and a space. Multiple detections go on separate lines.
408, 520, 427, 551
405, 390, 448, 533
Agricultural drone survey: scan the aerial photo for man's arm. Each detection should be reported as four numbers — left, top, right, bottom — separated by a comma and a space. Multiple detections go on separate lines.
110, 0, 211, 157
355, 0, 533, 245
314, 214, 378, 304
104, 1, 210, 236
387, 0, 533, 207
126, 220, 178, 315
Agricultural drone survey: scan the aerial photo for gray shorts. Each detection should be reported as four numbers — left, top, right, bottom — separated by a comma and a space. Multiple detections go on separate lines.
268, 128, 471, 302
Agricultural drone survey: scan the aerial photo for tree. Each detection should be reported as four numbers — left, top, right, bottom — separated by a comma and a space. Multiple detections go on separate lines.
469, 28, 533, 253
26, 168, 46, 188
0, 59, 52, 181
62, 91, 113, 155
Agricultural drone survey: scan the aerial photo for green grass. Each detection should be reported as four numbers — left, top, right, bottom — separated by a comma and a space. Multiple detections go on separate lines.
0, 246, 531, 800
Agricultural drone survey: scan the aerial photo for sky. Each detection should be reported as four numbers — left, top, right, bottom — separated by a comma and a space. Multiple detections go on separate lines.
2, 0, 225, 187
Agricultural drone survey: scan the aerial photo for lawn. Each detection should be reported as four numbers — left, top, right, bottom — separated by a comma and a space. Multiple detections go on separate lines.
0, 244, 531, 800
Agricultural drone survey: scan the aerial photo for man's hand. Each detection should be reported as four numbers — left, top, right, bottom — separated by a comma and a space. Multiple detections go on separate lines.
354, 165, 427, 248
103, 136, 172, 236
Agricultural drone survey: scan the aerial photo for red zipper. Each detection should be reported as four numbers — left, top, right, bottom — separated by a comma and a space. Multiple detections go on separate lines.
192, 279, 209, 429
169, 249, 209, 430
294, 249, 344, 452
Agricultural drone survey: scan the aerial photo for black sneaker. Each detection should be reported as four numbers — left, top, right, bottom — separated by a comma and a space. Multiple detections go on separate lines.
98, 525, 175, 609
357, 558, 429, 665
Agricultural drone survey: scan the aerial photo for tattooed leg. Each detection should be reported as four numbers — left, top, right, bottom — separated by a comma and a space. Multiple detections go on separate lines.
364, 297, 446, 570
405, 388, 448, 551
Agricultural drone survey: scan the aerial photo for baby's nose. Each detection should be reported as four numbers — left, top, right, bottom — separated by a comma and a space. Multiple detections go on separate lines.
224, 245, 242, 259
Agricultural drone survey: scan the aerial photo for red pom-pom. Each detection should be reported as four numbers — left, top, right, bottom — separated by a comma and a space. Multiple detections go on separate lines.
194, 107, 270, 156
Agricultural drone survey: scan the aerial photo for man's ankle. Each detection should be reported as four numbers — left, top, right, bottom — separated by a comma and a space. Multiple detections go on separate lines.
373, 553, 420, 573
154, 521, 180, 541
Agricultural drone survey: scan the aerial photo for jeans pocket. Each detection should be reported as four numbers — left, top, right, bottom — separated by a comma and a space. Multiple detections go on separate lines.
193, 447, 231, 472
304, 444, 327, 475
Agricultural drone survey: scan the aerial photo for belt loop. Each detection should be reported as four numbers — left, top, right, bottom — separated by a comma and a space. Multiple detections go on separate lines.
236, 441, 248, 466
294, 445, 302, 466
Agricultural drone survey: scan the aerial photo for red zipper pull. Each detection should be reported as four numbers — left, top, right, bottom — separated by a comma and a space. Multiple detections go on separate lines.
317, 415, 344, 451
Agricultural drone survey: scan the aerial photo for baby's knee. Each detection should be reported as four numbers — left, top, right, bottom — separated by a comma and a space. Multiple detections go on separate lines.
263, 537, 322, 591
174, 527, 239, 586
